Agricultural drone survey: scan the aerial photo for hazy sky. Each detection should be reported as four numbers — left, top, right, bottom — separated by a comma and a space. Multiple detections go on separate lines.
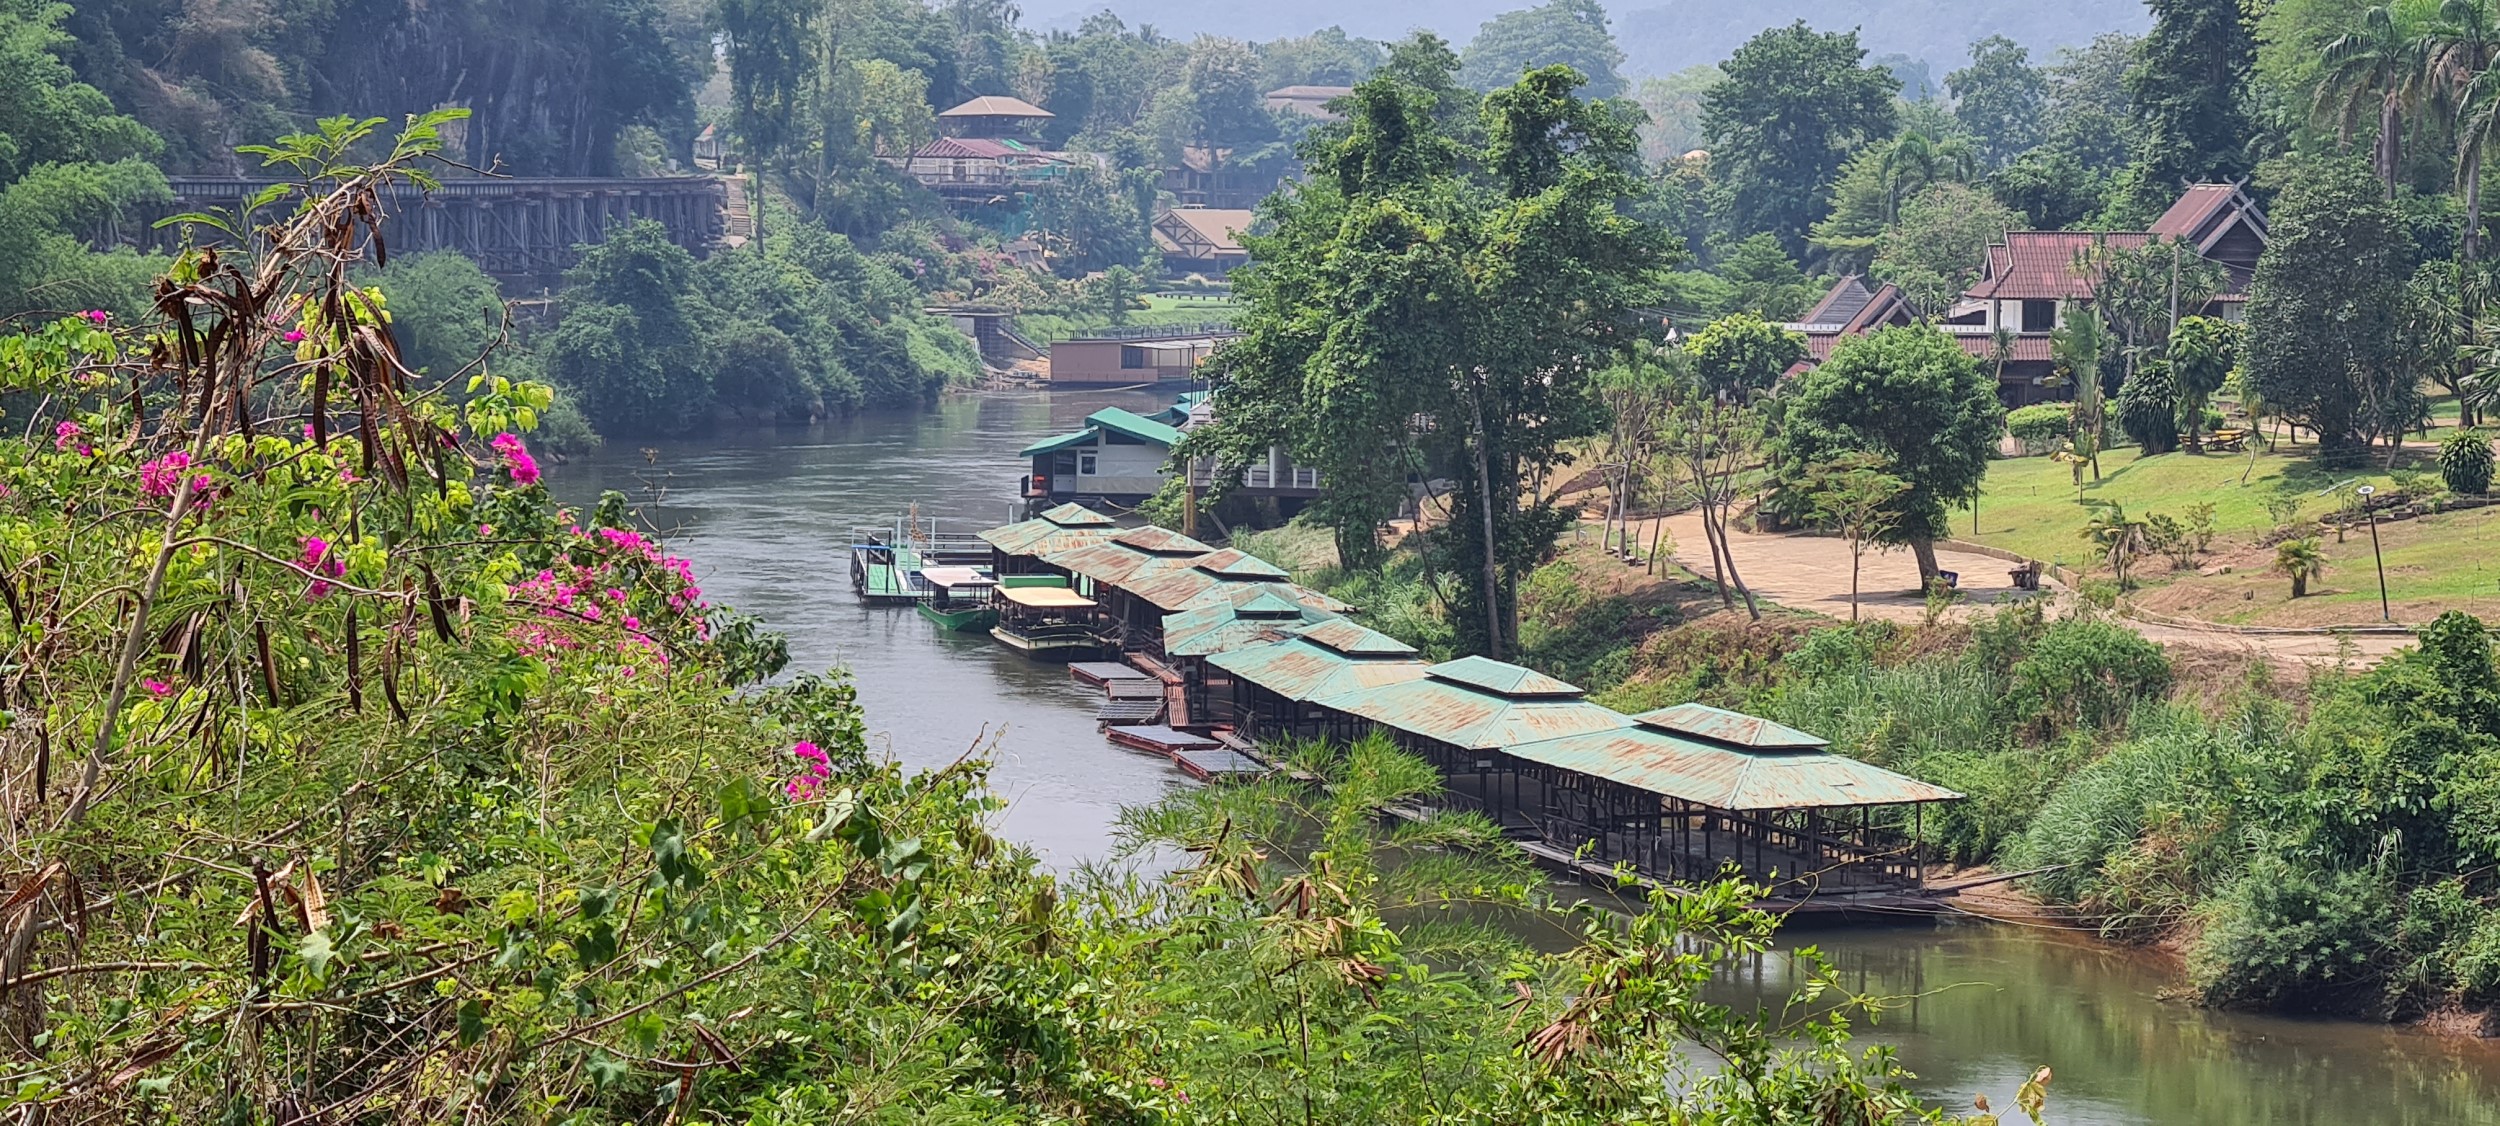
1021, 1, 2151, 78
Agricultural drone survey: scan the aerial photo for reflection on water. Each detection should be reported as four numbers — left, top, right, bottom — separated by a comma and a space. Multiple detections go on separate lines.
548, 388, 1186, 868
551, 391, 2500, 1125
1716, 920, 2500, 1125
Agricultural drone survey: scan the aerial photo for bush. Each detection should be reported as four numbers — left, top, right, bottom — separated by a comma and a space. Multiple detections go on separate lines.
2189, 855, 2395, 1010
2443, 429, 2494, 495
2005, 618, 2173, 734
2005, 403, 2072, 447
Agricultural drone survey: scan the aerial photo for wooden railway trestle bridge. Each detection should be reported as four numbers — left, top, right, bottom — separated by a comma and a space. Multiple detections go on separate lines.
105, 177, 731, 282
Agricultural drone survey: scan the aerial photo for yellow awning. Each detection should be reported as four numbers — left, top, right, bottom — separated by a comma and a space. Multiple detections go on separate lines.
1002, 587, 1096, 609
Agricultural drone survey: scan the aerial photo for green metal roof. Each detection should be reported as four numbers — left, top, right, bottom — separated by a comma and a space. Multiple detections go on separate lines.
1425, 656, 1582, 699
1018, 428, 1098, 458
1310, 676, 1628, 751
1501, 724, 1961, 810
1210, 633, 1433, 702
1160, 592, 1337, 658
1632, 703, 1828, 749
1043, 540, 1194, 588
1089, 407, 1183, 447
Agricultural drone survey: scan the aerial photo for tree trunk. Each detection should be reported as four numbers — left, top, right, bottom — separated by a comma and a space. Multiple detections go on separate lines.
1908, 536, 1941, 583
2293, 574, 2308, 598
1698, 508, 1735, 611
1469, 397, 1504, 661
2469, 147, 2485, 265
1849, 541, 1862, 622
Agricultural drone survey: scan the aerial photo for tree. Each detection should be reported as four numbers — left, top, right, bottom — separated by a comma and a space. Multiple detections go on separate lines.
1683, 313, 1806, 400
0, 0, 167, 314
1807, 453, 1910, 621
1660, 385, 1764, 618
2275, 537, 2329, 596
1950, 36, 2049, 168
2244, 156, 2412, 464
1986, 148, 2106, 229
2313, 5, 2423, 195
1715, 233, 1820, 320
2445, 428, 2497, 493
1190, 64, 1669, 656
546, 221, 710, 435
2081, 500, 2147, 587
2125, 0, 2258, 208
2116, 359, 2183, 454
1030, 162, 1156, 276
1702, 22, 1900, 254
2044, 33, 2143, 175
1257, 27, 1384, 90
1458, 0, 1627, 100
2168, 314, 2241, 451
2051, 305, 2112, 482
2420, 0, 2500, 261
1872, 183, 2024, 316
1779, 326, 2005, 581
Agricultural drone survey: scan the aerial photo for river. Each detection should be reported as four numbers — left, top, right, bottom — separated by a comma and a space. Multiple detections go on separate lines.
550, 389, 2500, 1125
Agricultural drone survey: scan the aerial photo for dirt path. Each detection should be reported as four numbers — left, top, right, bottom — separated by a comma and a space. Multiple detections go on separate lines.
1633, 512, 2414, 667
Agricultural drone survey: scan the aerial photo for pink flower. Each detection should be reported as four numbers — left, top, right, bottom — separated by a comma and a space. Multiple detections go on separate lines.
52, 421, 82, 452
140, 451, 192, 498
283, 329, 305, 344
489, 433, 541, 486
338, 466, 359, 485
81, 310, 107, 325
785, 741, 833, 799
784, 775, 822, 801
142, 679, 171, 698
300, 535, 346, 599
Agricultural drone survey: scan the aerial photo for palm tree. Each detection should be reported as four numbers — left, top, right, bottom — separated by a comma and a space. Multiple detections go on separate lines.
1878, 131, 1978, 221
2052, 309, 2110, 481
2080, 501, 2145, 588
2318, 6, 2424, 196
2273, 538, 2329, 597
2421, 0, 2500, 261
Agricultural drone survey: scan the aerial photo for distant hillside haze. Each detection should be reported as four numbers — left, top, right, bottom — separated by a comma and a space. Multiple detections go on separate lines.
1025, 0, 2150, 78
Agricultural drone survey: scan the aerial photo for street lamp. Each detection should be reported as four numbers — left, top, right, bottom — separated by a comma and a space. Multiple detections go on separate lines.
2356, 485, 2390, 622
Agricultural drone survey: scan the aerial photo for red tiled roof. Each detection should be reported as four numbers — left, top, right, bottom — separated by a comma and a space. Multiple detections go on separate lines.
913, 137, 1022, 159
2150, 184, 2239, 240
1951, 333, 2053, 363
1964, 231, 2155, 300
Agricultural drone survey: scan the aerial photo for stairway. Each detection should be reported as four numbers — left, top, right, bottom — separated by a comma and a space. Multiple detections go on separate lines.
718, 174, 754, 249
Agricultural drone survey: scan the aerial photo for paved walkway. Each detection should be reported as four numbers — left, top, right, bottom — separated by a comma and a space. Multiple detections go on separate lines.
1643, 512, 2413, 667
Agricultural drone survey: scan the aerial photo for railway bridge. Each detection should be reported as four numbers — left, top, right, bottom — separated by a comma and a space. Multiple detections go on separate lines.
108, 176, 732, 283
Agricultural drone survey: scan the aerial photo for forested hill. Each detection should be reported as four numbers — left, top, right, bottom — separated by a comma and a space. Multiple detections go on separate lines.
60, 0, 706, 176
1025, 0, 2149, 76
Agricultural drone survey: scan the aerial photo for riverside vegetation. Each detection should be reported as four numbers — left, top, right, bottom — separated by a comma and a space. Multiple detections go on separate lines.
1253, 518, 2500, 1025
0, 116, 2072, 1122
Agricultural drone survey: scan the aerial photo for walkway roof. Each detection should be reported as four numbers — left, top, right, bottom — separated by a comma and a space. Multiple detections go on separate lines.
1161, 591, 1338, 657
1210, 629, 1432, 702
1502, 724, 1961, 810
1112, 525, 1215, 556
1632, 703, 1827, 749
1046, 539, 1207, 589
1311, 657, 1628, 751
1001, 586, 1095, 609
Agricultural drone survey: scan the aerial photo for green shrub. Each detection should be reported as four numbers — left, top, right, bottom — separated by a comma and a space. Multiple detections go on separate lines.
2005, 402, 2072, 446
2005, 618, 2173, 734
2442, 428, 2494, 495
2189, 855, 2395, 1010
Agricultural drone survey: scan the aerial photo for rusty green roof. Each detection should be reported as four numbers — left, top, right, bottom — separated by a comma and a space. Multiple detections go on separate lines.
1191, 548, 1291, 581
1632, 703, 1827, 749
1310, 675, 1628, 751
1043, 539, 1206, 588
1112, 525, 1215, 556
1425, 656, 1582, 698
1160, 592, 1338, 657
1502, 723, 1960, 810
979, 504, 1117, 555
1297, 618, 1416, 657
1210, 633, 1433, 701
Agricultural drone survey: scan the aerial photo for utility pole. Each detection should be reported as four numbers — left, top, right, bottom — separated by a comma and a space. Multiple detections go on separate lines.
2357, 485, 2391, 621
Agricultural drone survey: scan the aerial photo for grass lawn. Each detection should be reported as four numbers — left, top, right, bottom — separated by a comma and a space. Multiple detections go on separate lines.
1973, 441, 2500, 626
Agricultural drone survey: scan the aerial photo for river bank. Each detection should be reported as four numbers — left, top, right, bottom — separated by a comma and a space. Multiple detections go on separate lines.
548, 393, 2500, 1125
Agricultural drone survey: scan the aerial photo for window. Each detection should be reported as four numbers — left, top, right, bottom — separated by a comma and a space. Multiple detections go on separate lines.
2020, 299, 2057, 333
1078, 453, 1098, 476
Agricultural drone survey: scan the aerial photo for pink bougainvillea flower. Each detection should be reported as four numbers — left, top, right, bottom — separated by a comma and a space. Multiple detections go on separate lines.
489, 433, 542, 486
80, 310, 107, 325
142, 679, 171, 698
300, 535, 346, 599
139, 450, 191, 498
784, 775, 822, 801
52, 421, 82, 452
283, 329, 306, 344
